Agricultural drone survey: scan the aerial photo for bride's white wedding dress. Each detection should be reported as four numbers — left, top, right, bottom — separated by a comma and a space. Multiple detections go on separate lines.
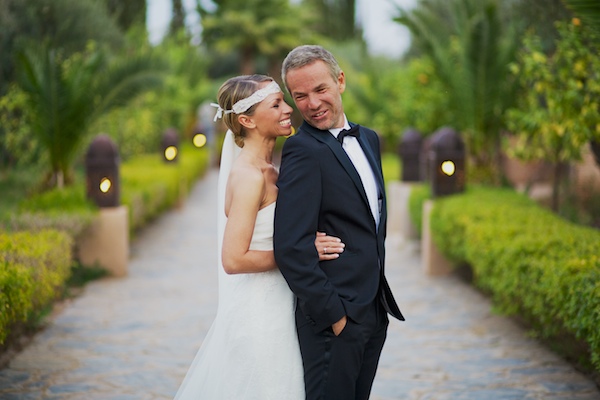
174, 131, 304, 400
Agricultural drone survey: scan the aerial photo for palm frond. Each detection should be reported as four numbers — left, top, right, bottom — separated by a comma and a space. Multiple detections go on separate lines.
562, 0, 600, 31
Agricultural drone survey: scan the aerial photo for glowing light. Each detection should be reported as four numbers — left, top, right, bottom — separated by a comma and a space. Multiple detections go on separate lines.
165, 146, 178, 161
441, 160, 455, 176
99, 177, 112, 193
193, 133, 207, 148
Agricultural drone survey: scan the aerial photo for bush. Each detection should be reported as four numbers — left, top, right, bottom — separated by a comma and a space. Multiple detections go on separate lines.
121, 143, 209, 234
0, 229, 73, 344
407, 183, 430, 236
382, 152, 401, 183
11, 182, 97, 238
429, 187, 600, 372
0, 143, 208, 345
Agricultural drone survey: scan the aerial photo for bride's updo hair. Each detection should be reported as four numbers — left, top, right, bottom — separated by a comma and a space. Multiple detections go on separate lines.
217, 74, 274, 148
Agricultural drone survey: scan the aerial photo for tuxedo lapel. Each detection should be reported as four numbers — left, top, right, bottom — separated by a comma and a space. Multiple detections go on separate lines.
303, 123, 371, 212
356, 131, 387, 233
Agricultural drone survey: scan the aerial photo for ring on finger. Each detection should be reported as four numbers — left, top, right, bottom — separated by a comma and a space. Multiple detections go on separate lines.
324, 247, 328, 254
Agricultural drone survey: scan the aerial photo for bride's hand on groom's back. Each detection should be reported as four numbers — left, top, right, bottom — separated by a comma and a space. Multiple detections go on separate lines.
315, 232, 345, 261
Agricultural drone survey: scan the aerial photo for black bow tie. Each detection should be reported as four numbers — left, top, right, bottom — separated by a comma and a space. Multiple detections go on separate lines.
337, 125, 360, 143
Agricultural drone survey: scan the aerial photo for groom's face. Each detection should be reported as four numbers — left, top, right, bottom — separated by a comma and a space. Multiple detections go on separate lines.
286, 60, 346, 131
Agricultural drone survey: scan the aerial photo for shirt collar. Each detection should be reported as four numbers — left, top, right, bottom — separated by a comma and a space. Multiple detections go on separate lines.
329, 115, 351, 138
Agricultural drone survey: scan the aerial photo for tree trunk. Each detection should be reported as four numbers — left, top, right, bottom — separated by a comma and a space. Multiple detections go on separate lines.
240, 47, 255, 75
590, 140, 600, 168
551, 161, 566, 212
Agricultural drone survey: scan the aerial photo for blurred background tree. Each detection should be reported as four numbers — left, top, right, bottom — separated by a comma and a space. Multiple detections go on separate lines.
0, 0, 598, 224
304, 0, 361, 41
393, 0, 520, 184
16, 43, 165, 188
196, 0, 319, 78
103, 0, 147, 33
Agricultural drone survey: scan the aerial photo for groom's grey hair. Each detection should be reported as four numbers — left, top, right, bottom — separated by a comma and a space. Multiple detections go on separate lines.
281, 45, 342, 91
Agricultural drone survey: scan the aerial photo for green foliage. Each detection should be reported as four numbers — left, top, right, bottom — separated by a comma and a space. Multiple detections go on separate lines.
381, 152, 401, 183
343, 55, 452, 150
0, 229, 73, 344
0, 0, 124, 96
121, 144, 209, 234
429, 187, 600, 371
394, 0, 519, 182
505, 19, 600, 210
563, 0, 600, 32
103, 0, 147, 33
91, 32, 212, 159
0, 165, 47, 223
0, 85, 44, 168
506, 20, 600, 162
198, 0, 318, 75
9, 182, 97, 238
0, 144, 208, 344
407, 183, 431, 236
67, 261, 109, 288
16, 42, 166, 187
304, 0, 360, 41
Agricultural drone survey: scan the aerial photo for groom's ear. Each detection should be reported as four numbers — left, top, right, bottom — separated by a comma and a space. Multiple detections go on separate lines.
238, 115, 256, 130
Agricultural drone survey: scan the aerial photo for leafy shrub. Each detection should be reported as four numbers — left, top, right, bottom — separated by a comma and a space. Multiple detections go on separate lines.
429, 187, 600, 371
0, 229, 73, 344
11, 182, 97, 237
121, 143, 209, 234
382, 152, 401, 183
407, 183, 430, 236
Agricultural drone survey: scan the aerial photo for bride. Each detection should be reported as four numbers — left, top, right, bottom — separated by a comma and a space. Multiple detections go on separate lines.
174, 75, 344, 399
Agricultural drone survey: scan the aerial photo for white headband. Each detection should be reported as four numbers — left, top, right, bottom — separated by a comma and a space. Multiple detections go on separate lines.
211, 81, 282, 122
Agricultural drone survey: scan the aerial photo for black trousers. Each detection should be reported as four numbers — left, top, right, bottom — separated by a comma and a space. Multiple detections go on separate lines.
296, 301, 389, 400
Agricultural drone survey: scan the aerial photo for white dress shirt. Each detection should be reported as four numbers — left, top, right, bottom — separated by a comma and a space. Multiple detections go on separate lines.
330, 116, 381, 229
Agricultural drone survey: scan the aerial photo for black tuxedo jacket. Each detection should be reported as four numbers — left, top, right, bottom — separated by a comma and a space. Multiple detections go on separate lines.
274, 121, 404, 333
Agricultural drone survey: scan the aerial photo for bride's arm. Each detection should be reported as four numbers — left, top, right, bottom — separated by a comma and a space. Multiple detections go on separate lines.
221, 166, 276, 274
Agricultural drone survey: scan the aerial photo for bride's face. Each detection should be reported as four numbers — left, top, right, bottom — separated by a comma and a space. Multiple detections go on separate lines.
251, 87, 294, 138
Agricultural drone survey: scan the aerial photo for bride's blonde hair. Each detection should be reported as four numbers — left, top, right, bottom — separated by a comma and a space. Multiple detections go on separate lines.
216, 75, 274, 148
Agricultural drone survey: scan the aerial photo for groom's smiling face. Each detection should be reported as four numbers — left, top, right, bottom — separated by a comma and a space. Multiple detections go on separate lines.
286, 60, 346, 131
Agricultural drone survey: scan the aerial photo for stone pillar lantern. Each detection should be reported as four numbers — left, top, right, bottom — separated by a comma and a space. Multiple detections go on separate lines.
162, 128, 179, 163
398, 128, 423, 182
85, 134, 120, 207
429, 127, 465, 197
422, 127, 465, 276
79, 134, 129, 277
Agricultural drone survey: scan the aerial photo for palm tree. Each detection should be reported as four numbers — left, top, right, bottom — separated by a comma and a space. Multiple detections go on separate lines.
394, 0, 519, 184
196, 0, 316, 76
16, 43, 165, 188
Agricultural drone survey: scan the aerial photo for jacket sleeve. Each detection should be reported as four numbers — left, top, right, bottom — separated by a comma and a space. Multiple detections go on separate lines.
273, 137, 346, 332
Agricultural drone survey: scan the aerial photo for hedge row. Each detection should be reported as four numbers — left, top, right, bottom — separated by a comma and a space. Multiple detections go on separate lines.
121, 143, 209, 234
425, 186, 600, 372
0, 229, 73, 344
0, 144, 209, 344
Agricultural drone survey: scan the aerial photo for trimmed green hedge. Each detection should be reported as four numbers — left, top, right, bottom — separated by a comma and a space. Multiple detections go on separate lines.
121, 143, 208, 234
407, 183, 430, 236
0, 144, 209, 345
0, 229, 73, 344
427, 187, 600, 372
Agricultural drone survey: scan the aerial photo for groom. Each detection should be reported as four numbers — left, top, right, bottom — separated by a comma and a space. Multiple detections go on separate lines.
273, 45, 404, 400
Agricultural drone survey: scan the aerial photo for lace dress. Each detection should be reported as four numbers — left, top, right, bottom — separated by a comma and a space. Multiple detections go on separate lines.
174, 202, 304, 399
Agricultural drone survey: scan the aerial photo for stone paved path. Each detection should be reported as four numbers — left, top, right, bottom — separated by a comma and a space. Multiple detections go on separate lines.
0, 170, 598, 399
